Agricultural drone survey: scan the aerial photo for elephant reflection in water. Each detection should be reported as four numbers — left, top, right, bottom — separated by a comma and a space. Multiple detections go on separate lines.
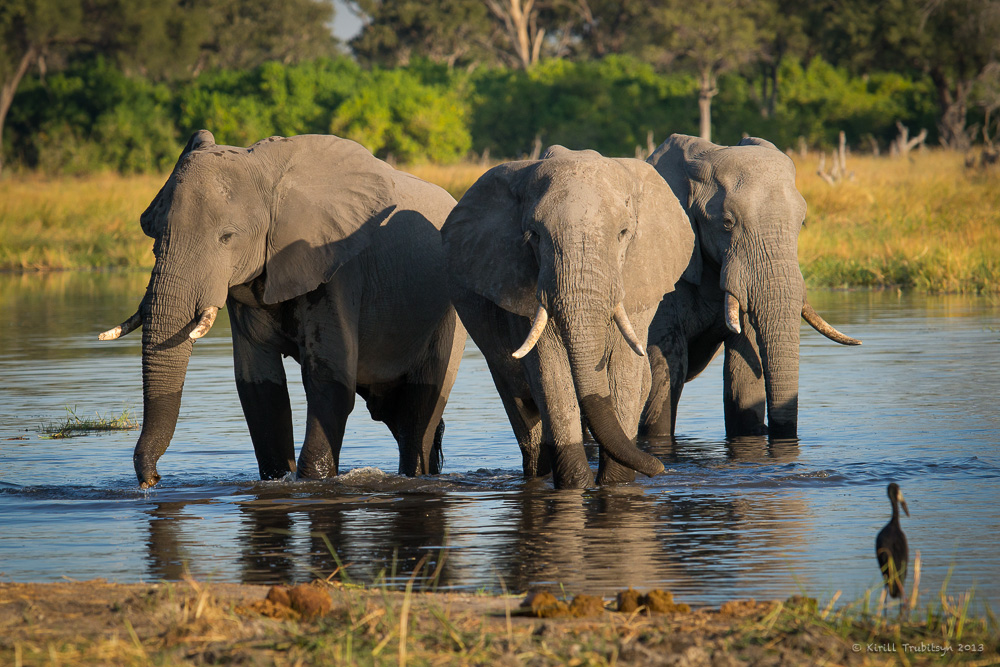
144, 449, 809, 592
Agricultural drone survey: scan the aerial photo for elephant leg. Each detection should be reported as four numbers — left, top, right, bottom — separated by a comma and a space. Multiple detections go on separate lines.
723, 314, 767, 437
454, 290, 546, 477
299, 368, 356, 478
297, 292, 360, 479
642, 341, 687, 437
231, 305, 295, 480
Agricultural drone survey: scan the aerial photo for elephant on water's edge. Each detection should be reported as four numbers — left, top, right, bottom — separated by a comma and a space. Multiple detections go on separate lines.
641, 134, 861, 439
442, 146, 696, 489
101, 131, 466, 488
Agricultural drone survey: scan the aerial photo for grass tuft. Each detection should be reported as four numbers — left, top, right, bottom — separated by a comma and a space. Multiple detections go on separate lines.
40, 405, 140, 438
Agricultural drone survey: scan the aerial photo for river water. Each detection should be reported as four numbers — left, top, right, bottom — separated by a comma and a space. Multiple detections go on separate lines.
1, 272, 998, 610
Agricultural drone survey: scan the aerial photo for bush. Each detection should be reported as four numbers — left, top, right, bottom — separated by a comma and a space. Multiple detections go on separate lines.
329, 67, 471, 163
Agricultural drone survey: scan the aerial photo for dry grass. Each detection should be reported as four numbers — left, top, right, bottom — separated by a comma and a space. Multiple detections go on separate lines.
0, 172, 162, 271
1, 152, 997, 293
796, 150, 1000, 293
2, 577, 996, 666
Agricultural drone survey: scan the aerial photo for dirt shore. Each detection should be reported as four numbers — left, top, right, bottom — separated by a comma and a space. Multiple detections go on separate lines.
3, 580, 997, 666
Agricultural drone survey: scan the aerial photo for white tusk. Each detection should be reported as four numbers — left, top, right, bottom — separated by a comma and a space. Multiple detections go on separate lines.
99, 310, 141, 341
724, 292, 742, 334
802, 301, 862, 345
512, 304, 549, 359
189, 306, 219, 340
612, 303, 645, 357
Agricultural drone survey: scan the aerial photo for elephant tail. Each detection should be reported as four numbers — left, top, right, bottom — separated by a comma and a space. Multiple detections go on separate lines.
431, 419, 445, 474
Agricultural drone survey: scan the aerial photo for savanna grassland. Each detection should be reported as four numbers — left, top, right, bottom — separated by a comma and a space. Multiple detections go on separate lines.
2, 150, 998, 293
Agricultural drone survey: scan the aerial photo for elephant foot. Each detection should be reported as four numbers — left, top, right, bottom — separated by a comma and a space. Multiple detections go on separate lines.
139, 473, 161, 489
296, 454, 338, 480
550, 444, 595, 489
595, 456, 636, 485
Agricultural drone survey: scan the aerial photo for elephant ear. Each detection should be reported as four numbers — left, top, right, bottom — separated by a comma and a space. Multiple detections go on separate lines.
441, 161, 539, 317
738, 136, 779, 151
140, 129, 217, 239
618, 159, 697, 313
262, 135, 397, 304
645, 134, 715, 286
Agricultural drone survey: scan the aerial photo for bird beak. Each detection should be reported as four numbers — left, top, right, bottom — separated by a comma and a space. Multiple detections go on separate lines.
900, 495, 910, 517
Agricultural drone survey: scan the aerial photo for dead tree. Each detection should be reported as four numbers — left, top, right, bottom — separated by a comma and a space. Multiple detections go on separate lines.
817, 131, 853, 185
890, 121, 927, 158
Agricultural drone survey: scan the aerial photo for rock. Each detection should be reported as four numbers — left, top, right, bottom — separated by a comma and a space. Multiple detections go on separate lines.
617, 588, 643, 613
523, 591, 569, 618
568, 594, 606, 617
642, 589, 690, 614
288, 584, 333, 619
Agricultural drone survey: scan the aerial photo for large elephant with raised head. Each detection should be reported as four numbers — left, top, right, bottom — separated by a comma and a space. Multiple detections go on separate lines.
101, 131, 466, 488
442, 146, 696, 489
641, 134, 860, 439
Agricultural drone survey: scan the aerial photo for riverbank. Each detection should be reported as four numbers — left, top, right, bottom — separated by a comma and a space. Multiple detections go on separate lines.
1, 150, 997, 292
2, 579, 996, 666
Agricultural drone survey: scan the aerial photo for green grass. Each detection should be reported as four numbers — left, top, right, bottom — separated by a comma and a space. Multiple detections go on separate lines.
2, 151, 998, 292
40, 405, 140, 438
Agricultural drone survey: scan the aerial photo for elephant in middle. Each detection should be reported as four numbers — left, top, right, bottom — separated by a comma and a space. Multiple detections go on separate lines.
442, 147, 696, 488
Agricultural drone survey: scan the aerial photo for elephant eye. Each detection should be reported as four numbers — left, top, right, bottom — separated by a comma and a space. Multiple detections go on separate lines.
722, 215, 736, 232
619, 227, 630, 241
219, 231, 235, 245
523, 229, 538, 245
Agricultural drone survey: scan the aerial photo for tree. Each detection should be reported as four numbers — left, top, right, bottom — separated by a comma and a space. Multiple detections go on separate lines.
805, 0, 1000, 150
749, 0, 808, 118
0, 0, 85, 174
643, 0, 764, 141
348, 0, 496, 67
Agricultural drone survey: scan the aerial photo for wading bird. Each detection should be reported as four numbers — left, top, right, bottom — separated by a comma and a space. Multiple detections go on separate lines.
876, 482, 909, 598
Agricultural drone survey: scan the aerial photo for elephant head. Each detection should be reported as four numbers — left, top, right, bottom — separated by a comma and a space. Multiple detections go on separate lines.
647, 134, 859, 438
101, 130, 397, 487
443, 146, 695, 484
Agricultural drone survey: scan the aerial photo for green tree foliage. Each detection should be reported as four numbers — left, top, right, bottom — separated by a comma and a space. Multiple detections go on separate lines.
468, 56, 698, 157
330, 65, 472, 162
348, 0, 496, 67
0, 0, 86, 173
641, 0, 764, 142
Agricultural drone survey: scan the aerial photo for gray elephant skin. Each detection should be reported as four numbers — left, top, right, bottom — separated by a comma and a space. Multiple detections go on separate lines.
641, 134, 860, 439
102, 131, 466, 488
442, 146, 696, 488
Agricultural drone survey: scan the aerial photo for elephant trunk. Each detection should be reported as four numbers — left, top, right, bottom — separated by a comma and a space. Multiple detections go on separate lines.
551, 281, 664, 479
134, 268, 199, 488
745, 261, 802, 439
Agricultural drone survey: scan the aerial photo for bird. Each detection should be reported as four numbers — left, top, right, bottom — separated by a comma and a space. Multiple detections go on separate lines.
876, 482, 910, 598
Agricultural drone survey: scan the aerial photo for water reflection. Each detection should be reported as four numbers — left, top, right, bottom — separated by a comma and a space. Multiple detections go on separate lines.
139, 481, 809, 599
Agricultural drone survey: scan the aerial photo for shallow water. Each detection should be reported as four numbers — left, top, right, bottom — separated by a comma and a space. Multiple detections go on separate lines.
1, 272, 998, 610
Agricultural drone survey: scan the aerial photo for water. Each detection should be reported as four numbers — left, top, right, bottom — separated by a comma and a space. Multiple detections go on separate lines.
1, 272, 998, 610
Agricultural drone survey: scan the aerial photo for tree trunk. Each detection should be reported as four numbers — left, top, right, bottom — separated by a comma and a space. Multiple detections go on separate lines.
698, 67, 717, 142
0, 45, 38, 176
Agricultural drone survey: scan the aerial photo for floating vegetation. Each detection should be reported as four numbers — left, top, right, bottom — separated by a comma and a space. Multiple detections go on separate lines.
40, 405, 140, 438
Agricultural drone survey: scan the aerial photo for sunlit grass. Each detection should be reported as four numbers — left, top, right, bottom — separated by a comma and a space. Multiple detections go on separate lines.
0, 172, 161, 271
796, 150, 1000, 293
2, 151, 997, 292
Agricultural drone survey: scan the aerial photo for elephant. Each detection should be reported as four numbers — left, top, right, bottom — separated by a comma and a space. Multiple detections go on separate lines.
640, 134, 860, 439
100, 130, 466, 488
442, 146, 696, 489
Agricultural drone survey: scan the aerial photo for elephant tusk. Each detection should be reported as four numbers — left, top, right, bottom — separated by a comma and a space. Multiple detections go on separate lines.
802, 301, 862, 346
612, 303, 645, 357
512, 304, 549, 359
189, 306, 219, 340
99, 310, 141, 341
724, 292, 742, 334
